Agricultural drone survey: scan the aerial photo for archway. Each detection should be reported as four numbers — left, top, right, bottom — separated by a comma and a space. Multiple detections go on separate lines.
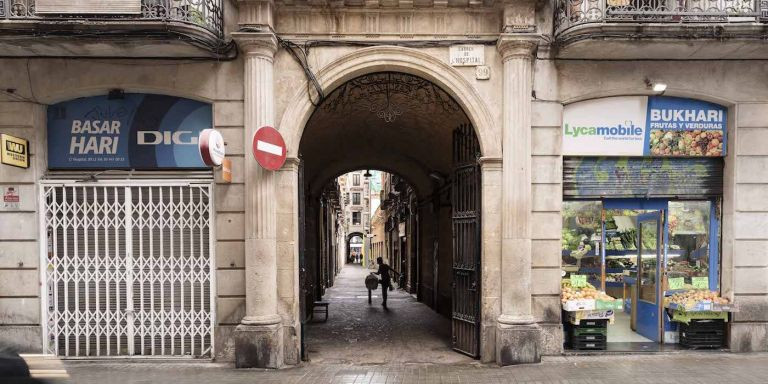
347, 232, 364, 265
296, 68, 484, 363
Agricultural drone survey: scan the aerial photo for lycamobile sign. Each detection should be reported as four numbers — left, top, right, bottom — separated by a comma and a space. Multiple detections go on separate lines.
564, 122, 643, 139
562, 96, 727, 157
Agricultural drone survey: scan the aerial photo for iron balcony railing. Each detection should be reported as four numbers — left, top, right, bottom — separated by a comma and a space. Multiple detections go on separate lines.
0, 0, 223, 38
555, 0, 762, 34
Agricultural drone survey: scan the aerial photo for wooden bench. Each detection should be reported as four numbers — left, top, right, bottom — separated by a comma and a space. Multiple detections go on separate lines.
312, 301, 329, 322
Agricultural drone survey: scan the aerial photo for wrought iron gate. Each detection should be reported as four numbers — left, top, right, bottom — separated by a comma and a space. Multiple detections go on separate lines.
451, 123, 481, 357
41, 183, 214, 357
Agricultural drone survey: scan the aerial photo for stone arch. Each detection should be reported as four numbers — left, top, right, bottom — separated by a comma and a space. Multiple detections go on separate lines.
277, 45, 500, 160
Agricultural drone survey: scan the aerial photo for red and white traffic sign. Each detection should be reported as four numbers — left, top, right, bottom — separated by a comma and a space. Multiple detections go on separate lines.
252, 126, 287, 171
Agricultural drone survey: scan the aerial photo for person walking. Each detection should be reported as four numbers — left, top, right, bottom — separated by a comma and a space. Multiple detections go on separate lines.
374, 257, 399, 309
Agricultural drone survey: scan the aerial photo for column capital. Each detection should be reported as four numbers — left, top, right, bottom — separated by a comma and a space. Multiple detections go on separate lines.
280, 157, 302, 172
232, 32, 278, 59
496, 35, 539, 61
479, 156, 502, 169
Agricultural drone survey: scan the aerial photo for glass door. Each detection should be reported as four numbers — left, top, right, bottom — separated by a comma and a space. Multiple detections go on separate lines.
635, 211, 663, 342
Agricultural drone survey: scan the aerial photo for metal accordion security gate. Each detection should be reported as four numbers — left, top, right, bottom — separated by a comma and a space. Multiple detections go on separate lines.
41, 182, 214, 358
451, 123, 481, 357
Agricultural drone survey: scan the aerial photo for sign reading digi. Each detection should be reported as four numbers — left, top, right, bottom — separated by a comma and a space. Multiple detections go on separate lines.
47, 94, 212, 169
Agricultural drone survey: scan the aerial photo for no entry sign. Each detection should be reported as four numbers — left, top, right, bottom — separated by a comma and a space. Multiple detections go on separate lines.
252, 126, 287, 171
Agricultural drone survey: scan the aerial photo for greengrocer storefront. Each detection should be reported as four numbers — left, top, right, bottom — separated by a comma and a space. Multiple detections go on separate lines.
560, 96, 733, 351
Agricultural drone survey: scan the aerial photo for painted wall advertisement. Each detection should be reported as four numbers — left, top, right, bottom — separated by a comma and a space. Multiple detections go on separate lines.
562, 96, 727, 157
47, 94, 213, 169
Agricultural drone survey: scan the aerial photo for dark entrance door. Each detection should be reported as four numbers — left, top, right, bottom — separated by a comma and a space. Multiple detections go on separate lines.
451, 123, 481, 357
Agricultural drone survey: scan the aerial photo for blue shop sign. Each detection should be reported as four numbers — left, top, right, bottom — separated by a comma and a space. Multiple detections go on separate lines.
563, 96, 727, 157
47, 94, 212, 169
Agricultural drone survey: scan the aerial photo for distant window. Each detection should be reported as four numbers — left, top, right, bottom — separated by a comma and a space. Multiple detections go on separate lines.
352, 193, 361, 205
352, 212, 361, 225
353, 174, 361, 186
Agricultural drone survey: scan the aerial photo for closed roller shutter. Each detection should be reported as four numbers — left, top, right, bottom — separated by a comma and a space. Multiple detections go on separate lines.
563, 157, 724, 199
42, 182, 214, 358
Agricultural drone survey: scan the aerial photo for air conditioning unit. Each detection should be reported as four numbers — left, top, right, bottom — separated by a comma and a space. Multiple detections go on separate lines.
36, 0, 142, 14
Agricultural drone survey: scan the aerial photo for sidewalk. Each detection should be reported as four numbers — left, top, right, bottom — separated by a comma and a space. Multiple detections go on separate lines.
37, 352, 768, 383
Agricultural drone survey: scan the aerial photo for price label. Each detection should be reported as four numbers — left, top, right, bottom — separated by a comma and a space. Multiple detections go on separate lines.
692, 277, 709, 290
570, 274, 588, 288
668, 277, 684, 290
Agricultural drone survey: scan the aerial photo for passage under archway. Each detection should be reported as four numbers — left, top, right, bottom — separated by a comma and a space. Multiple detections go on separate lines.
298, 71, 483, 363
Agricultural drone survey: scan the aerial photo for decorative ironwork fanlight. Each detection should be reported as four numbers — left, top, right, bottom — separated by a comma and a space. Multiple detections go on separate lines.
322, 72, 461, 123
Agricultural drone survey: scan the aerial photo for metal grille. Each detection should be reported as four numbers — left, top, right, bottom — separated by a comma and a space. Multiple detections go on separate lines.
2, 0, 224, 39
555, 0, 759, 34
42, 183, 214, 358
451, 123, 481, 358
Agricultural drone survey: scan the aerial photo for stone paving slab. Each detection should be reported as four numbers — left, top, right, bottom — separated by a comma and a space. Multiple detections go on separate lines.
305, 264, 473, 365
21, 353, 765, 384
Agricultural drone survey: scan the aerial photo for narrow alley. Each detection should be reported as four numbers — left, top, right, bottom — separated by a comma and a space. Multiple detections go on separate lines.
304, 264, 474, 365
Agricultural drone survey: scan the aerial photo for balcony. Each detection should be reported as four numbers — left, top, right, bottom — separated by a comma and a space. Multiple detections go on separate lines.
0, 0, 230, 58
554, 0, 768, 59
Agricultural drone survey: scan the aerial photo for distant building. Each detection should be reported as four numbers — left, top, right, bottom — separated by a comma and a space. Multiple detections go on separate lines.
337, 170, 374, 264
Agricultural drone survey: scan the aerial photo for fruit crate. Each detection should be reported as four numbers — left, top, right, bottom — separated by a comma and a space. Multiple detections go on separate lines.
577, 319, 608, 328
570, 333, 607, 350
572, 327, 607, 336
679, 319, 725, 349
567, 322, 608, 350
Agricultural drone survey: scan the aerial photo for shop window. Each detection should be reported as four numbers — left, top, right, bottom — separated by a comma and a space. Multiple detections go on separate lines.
668, 201, 714, 289
562, 201, 602, 276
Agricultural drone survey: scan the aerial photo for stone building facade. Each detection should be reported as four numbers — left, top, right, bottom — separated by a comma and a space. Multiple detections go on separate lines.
0, 0, 766, 369
337, 170, 371, 263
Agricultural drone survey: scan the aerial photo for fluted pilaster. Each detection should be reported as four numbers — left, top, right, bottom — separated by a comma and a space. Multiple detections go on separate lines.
497, 35, 538, 325
234, 32, 281, 325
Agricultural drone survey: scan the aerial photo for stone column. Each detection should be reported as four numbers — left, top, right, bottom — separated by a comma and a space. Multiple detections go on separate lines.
496, 35, 541, 365
231, 31, 284, 369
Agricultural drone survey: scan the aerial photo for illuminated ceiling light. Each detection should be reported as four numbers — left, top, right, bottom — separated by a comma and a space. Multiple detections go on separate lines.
645, 78, 667, 94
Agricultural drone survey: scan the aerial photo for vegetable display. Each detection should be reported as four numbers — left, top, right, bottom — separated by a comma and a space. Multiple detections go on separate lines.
561, 280, 618, 305
663, 289, 729, 308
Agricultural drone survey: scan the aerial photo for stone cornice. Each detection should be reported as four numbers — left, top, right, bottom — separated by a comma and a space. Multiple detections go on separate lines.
274, 0, 498, 7
238, 0, 276, 29
232, 32, 279, 58
496, 34, 540, 61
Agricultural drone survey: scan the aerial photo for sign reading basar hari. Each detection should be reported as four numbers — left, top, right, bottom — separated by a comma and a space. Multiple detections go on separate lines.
562, 96, 727, 157
47, 94, 213, 169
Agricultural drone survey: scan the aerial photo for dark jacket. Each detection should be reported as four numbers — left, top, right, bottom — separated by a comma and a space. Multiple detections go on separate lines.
377, 263, 394, 286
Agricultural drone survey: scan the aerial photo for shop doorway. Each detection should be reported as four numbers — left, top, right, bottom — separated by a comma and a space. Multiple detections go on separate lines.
296, 71, 483, 362
563, 198, 721, 350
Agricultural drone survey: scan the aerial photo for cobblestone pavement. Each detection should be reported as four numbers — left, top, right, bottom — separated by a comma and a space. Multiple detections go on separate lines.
305, 264, 473, 365
19, 353, 768, 384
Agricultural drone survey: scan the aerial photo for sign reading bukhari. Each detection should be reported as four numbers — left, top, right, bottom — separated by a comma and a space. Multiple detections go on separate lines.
562, 96, 727, 157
